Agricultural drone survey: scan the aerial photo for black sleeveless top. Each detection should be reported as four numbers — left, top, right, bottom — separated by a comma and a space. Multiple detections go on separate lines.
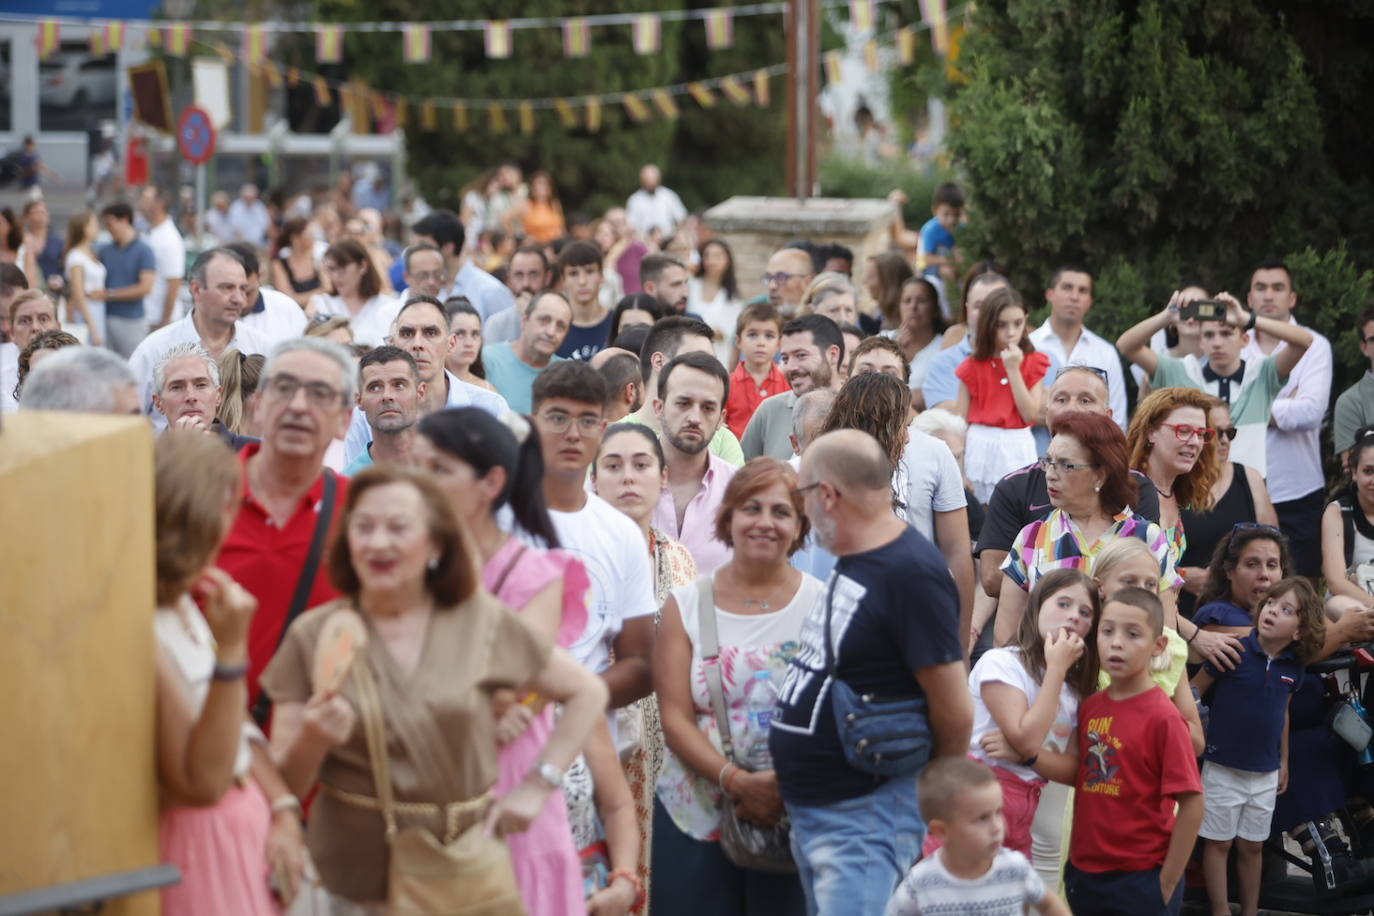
1179, 463, 1257, 616
278, 255, 321, 294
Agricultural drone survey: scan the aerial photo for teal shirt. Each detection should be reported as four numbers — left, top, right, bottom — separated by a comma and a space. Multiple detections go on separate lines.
483, 341, 563, 415
345, 446, 374, 476
1151, 353, 1283, 473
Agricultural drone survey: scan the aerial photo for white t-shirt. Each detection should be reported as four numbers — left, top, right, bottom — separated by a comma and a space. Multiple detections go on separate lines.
897, 427, 967, 543
886, 848, 1045, 916
967, 647, 1078, 782
65, 247, 107, 295
313, 293, 401, 347
547, 493, 657, 675
143, 218, 186, 324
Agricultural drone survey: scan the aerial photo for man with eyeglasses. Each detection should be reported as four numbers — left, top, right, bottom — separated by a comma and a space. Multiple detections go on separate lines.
395, 244, 448, 303
342, 296, 508, 467
129, 247, 272, 430
483, 246, 551, 345
483, 291, 572, 415
1333, 303, 1374, 466
411, 209, 514, 321
762, 247, 815, 319
1028, 264, 1127, 428
531, 360, 656, 711
218, 337, 356, 713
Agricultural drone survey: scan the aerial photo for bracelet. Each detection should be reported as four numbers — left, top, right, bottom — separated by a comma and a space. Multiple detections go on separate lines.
725, 765, 743, 798
270, 794, 303, 818
1184, 626, 1199, 644
608, 867, 645, 904
718, 762, 735, 795
1021, 754, 1038, 768
211, 660, 249, 681
1245, 310, 1257, 331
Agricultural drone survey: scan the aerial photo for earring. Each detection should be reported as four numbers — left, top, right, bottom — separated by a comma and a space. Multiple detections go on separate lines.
1094, 485, 1101, 493
428, 556, 439, 571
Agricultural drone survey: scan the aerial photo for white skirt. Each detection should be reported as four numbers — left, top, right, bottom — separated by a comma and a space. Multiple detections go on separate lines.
966, 424, 1036, 505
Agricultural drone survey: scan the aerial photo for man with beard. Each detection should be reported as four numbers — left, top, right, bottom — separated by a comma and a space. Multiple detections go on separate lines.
130, 247, 271, 428
651, 351, 736, 574
640, 253, 690, 315
740, 314, 844, 461
345, 346, 425, 474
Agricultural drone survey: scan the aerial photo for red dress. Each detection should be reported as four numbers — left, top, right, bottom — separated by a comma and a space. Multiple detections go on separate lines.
955, 351, 1050, 428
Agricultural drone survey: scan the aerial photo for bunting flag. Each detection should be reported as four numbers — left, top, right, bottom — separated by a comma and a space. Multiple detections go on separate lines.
919, 0, 949, 53
651, 89, 679, 118
484, 21, 512, 58
753, 69, 770, 106
263, 62, 283, 88
623, 94, 651, 122
553, 98, 577, 128
394, 97, 408, 126
562, 18, 590, 58
104, 22, 126, 51
165, 24, 191, 56
316, 25, 343, 63
488, 104, 508, 133
849, 0, 876, 32
452, 102, 469, 131
313, 75, 331, 105
704, 9, 733, 49
370, 91, 388, 122
147, 26, 161, 48
632, 15, 661, 54
585, 97, 602, 132
215, 40, 235, 64
37, 21, 60, 59
823, 49, 843, 85
897, 26, 916, 64
403, 24, 430, 62
687, 82, 715, 108
90, 32, 106, 55
719, 75, 750, 105
518, 101, 535, 133
864, 40, 879, 72
287, 66, 301, 87
420, 100, 437, 130
242, 26, 267, 65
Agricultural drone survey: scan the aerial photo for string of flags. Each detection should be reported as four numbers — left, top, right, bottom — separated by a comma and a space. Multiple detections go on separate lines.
20, 0, 955, 64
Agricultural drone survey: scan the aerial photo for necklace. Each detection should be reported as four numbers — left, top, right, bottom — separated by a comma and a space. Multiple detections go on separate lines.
742, 596, 772, 611
729, 566, 781, 611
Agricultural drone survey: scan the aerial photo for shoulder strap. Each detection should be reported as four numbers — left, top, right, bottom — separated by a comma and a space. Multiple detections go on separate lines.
252, 470, 338, 728
351, 653, 399, 840
491, 542, 528, 595
696, 575, 736, 763
1343, 490, 1357, 570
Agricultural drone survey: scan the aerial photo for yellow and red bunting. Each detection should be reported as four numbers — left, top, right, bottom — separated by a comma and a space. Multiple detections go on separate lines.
103, 21, 125, 51
165, 23, 191, 56
687, 82, 714, 108
897, 26, 916, 64
919, 0, 949, 53
312, 75, 330, 105
316, 25, 343, 63
849, 0, 876, 33
823, 49, 843, 85
623, 94, 651, 122
518, 101, 535, 133
651, 89, 679, 118
37, 20, 60, 59
394, 97, 408, 127
452, 102, 469, 131
420, 100, 437, 130
719, 75, 750, 105
484, 21, 512, 59
554, 98, 577, 128
90, 32, 106, 54
242, 25, 266, 65
147, 26, 160, 47
403, 24, 430, 63
704, 9, 733, 49
585, 97, 602, 132
632, 15, 660, 54
864, 40, 879, 72
753, 69, 770, 106
488, 104, 508, 133
562, 18, 590, 58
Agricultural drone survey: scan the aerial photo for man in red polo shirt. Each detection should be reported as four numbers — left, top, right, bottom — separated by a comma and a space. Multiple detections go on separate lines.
218, 337, 354, 711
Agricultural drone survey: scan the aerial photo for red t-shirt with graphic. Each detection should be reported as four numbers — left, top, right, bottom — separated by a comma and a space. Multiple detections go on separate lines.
1069, 685, 1201, 873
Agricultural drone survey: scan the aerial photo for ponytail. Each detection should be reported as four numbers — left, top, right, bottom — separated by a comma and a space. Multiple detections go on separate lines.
506, 424, 560, 549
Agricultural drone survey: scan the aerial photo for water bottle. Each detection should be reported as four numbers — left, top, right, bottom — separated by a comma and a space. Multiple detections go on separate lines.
743, 670, 779, 771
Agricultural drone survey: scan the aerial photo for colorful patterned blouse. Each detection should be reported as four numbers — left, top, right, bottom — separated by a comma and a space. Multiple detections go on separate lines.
1001, 508, 1185, 593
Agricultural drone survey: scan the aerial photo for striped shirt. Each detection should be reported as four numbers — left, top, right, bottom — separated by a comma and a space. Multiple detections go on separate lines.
1001, 508, 1184, 593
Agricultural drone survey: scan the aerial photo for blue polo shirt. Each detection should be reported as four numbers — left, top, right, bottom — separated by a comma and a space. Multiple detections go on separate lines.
1201, 633, 1304, 773
1192, 600, 1251, 629
98, 237, 157, 319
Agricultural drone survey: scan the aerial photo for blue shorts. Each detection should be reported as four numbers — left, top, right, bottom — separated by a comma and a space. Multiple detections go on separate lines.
1064, 861, 1183, 916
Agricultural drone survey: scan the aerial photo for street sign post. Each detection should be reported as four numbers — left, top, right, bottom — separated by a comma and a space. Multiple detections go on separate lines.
177, 106, 216, 240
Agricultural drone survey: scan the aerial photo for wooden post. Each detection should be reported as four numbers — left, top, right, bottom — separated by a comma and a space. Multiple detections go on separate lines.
786, 0, 820, 199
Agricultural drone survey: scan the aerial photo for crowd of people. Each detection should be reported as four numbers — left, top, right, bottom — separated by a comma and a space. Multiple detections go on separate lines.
7, 165, 1374, 916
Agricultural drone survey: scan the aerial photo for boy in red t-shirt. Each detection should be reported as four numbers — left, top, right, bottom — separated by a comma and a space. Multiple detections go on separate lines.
724, 301, 788, 438
1029, 587, 1203, 915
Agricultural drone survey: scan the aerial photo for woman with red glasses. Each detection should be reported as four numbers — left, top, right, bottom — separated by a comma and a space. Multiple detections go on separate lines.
1126, 387, 1221, 564
1175, 397, 1279, 616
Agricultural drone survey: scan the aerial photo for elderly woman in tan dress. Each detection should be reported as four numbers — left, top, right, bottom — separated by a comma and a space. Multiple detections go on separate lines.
262, 465, 608, 912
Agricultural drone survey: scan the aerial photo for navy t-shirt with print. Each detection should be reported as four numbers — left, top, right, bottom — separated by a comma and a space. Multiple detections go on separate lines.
770, 526, 963, 805
557, 314, 613, 361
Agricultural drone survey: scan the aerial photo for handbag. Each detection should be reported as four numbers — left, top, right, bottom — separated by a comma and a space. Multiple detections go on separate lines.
822, 574, 934, 779
349, 621, 526, 916
696, 575, 797, 874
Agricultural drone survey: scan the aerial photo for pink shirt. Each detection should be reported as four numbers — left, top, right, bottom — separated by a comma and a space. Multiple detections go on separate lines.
652, 450, 737, 575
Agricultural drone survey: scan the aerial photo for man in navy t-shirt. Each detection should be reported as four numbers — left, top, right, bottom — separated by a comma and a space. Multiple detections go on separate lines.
555, 240, 612, 360
772, 429, 972, 915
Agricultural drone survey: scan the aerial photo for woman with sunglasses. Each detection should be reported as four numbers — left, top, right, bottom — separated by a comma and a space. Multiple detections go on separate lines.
1176, 398, 1278, 615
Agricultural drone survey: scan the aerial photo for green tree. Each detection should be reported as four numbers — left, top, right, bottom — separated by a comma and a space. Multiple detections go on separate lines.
307, 0, 787, 215
942, 0, 1374, 347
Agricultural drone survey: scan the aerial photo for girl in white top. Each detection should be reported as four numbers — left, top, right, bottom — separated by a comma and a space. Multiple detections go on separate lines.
964, 568, 1098, 867
310, 238, 399, 346
63, 210, 106, 347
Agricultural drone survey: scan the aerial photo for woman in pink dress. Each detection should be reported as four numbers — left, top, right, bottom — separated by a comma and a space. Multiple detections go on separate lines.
414, 406, 602, 915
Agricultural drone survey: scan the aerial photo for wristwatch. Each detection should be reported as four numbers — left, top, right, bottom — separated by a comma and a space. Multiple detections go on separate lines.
533, 761, 565, 788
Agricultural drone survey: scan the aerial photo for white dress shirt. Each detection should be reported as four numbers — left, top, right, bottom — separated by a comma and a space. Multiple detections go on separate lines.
443, 261, 515, 322
625, 186, 688, 239
128, 313, 274, 428
1241, 318, 1332, 502
1029, 322, 1127, 428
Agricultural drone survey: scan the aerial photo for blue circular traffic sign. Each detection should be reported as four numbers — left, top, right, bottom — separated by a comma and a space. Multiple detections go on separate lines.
178, 106, 216, 165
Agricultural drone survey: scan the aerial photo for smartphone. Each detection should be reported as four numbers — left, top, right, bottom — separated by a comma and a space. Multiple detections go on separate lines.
1179, 298, 1225, 321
